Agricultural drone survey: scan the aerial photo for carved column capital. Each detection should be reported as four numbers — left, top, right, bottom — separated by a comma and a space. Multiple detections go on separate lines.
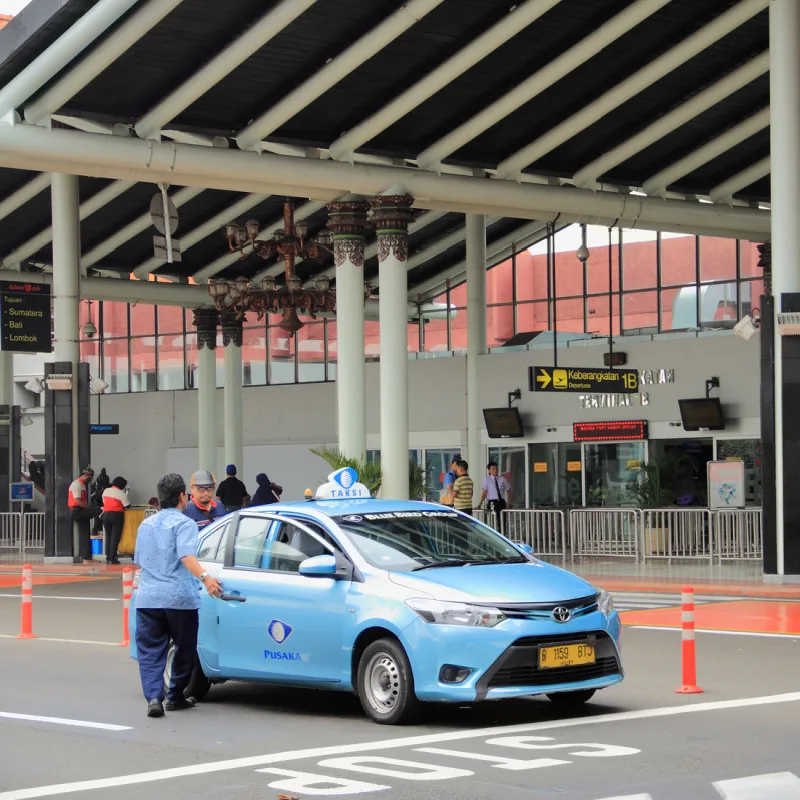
327, 199, 369, 268
192, 308, 219, 351
368, 194, 414, 263
220, 310, 245, 347
757, 242, 772, 296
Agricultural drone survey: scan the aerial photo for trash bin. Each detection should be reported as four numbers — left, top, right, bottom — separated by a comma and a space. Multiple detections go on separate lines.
91, 537, 103, 556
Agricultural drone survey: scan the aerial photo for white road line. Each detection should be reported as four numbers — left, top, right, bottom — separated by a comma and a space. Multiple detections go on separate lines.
1, 692, 798, 799
714, 771, 800, 798
0, 635, 120, 646
0, 595, 117, 601
0, 712, 131, 731
595, 795, 653, 800
628, 626, 800, 639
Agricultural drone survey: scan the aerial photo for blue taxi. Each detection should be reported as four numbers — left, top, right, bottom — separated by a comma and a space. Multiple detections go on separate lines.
130, 468, 623, 724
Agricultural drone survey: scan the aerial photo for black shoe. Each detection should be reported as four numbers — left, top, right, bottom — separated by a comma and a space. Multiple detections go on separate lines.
165, 696, 196, 711
147, 699, 164, 718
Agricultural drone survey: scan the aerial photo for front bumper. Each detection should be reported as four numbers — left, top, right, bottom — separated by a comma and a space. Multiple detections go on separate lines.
402, 610, 623, 702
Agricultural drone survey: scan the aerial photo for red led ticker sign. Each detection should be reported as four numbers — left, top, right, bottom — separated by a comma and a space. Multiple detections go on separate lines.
573, 420, 649, 442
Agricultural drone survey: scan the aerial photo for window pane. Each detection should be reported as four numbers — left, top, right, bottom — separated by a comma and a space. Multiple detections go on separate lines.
158, 332, 185, 390
487, 303, 514, 347
700, 282, 738, 328
557, 442, 583, 506
424, 448, 460, 502
515, 249, 545, 303
529, 443, 556, 507
269, 318, 295, 384
233, 517, 271, 568
80, 340, 100, 383
699, 237, 736, 282
101, 339, 129, 393
554, 246, 584, 298
584, 442, 646, 508
101, 302, 128, 338
487, 256, 513, 303
130, 337, 157, 392
242, 326, 266, 386
130, 304, 155, 338
587, 231, 620, 295
298, 322, 325, 383
450, 307, 467, 352
661, 234, 697, 287
741, 279, 763, 317
158, 304, 184, 335
554, 298, 585, 334
622, 231, 657, 290
740, 240, 761, 278
514, 300, 549, 334
587, 295, 621, 336
487, 446, 525, 509
623, 291, 658, 332
661, 287, 696, 330
270, 523, 330, 572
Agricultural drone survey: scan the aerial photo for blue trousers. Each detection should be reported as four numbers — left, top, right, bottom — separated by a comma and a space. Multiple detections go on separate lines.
135, 608, 199, 702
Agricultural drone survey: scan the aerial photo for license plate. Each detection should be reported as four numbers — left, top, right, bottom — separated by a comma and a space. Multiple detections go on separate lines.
538, 642, 596, 669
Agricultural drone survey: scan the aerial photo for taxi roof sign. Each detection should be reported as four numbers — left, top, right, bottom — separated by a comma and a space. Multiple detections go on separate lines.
316, 467, 371, 500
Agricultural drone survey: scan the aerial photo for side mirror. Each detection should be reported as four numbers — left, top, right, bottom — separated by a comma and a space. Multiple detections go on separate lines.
299, 554, 337, 577
517, 542, 534, 555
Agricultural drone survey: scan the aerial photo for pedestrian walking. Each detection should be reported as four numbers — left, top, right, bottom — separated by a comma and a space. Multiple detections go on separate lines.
215, 465, 249, 513
102, 476, 130, 565
451, 460, 475, 516
133, 473, 223, 718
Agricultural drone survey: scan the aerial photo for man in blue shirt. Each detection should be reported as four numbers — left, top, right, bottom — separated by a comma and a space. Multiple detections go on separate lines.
134, 473, 223, 718
183, 469, 226, 529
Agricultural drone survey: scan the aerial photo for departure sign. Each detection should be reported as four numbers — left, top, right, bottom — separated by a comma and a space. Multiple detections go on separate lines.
573, 420, 649, 442
0, 281, 51, 353
529, 366, 639, 394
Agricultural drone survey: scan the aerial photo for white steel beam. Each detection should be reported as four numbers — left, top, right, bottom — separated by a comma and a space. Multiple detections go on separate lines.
24, 0, 185, 126
131, 192, 270, 279
495, 0, 769, 179
328, 0, 563, 161
195, 200, 328, 283
3, 180, 135, 268
642, 107, 769, 196
81, 186, 204, 271
573, 53, 769, 188
709, 157, 770, 204
0, 0, 139, 119
0, 174, 51, 223
416, 0, 671, 171
0, 123, 770, 239
135, 0, 317, 140
235, 0, 446, 152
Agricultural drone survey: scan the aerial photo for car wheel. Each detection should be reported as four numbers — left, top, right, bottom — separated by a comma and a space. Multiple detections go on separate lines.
163, 642, 211, 701
546, 689, 596, 707
357, 638, 420, 725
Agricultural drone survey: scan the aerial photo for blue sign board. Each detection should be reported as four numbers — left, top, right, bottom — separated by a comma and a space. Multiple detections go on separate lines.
90, 424, 119, 435
10, 482, 33, 502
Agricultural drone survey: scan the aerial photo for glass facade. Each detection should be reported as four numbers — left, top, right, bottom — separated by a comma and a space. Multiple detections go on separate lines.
78, 231, 763, 393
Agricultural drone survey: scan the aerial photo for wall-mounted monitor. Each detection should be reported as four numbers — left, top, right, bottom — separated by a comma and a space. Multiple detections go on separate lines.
483, 407, 525, 439
678, 398, 726, 431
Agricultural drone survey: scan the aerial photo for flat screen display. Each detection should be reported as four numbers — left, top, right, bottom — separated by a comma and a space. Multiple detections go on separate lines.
573, 420, 648, 442
678, 398, 726, 431
483, 407, 525, 438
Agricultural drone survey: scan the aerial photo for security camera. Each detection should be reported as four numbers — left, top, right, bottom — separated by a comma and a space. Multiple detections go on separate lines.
81, 319, 97, 339
733, 315, 759, 341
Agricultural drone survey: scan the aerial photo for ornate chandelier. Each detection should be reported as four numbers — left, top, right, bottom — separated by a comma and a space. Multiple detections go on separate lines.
208, 199, 336, 334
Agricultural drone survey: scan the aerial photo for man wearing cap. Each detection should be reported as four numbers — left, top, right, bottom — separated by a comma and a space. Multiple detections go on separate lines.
215, 465, 249, 514
68, 467, 101, 564
184, 470, 226, 529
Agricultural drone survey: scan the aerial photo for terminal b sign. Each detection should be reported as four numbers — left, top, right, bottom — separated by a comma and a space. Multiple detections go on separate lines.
528, 365, 639, 394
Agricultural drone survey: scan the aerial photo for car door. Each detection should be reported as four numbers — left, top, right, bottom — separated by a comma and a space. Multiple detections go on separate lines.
216, 513, 350, 684
195, 519, 231, 672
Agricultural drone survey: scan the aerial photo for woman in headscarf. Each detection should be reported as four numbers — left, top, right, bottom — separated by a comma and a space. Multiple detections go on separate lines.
249, 473, 282, 506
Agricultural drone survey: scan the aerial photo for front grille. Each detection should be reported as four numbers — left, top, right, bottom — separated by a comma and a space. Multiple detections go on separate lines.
489, 657, 618, 688
479, 630, 621, 692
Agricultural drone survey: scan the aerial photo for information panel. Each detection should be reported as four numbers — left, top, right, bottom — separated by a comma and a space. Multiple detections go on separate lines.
529, 366, 639, 393
0, 281, 51, 353
573, 420, 648, 442
90, 424, 120, 435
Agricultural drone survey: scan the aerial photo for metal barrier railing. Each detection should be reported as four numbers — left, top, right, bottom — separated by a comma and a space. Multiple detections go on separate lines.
716, 507, 762, 561
22, 513, 45, 552
502, 509, 566, 557
641, 508, 714, 563
473, 508, 498, 529
569, 508, 642, 560
0, 512, 20, 551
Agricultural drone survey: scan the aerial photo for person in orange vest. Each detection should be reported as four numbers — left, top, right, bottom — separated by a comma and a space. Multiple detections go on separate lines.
102, 476, 130, 565
68, 466, 101, 564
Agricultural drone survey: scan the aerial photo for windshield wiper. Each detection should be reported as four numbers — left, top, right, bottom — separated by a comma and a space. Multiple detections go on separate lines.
412, 559, 472, 571
491, 557, 529, 564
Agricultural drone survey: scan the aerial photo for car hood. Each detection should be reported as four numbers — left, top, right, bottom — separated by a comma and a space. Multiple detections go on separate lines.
388, 560, 596, 604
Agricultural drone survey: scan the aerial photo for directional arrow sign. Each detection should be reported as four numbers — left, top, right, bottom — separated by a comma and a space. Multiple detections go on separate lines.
529, 366, 639, 394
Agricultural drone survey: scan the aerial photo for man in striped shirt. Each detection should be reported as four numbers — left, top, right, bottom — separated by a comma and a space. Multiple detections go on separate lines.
451, 460, 475, 516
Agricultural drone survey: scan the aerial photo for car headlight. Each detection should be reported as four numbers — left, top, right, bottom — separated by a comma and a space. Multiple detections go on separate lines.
406, 598, 506, 628
597, 589, 614, 616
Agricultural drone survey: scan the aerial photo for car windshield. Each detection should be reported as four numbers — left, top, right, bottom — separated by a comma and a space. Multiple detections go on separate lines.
331, 510, 527, 572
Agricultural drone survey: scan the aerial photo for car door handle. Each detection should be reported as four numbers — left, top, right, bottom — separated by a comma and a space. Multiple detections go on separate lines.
220, 593, 246, 602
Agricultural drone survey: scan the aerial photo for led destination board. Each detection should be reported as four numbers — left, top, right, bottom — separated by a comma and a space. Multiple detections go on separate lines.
573, 420, 649, 442
0, 281, 51, 353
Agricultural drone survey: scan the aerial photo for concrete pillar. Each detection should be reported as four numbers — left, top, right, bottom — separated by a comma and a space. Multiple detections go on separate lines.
370, 189, 414, 499
767, 0, 800, 577
466, 214, 487, 505
221, 311, 244, 476
0, 351, 13, 408
327, 197, 369, 462
193, 309, 218, 475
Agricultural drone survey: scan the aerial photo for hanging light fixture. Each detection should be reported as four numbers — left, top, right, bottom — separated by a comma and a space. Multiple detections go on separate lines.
209, 199, 336, 335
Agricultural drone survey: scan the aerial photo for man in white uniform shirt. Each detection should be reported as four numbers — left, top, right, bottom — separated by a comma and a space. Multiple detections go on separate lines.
480, 461, 511, 532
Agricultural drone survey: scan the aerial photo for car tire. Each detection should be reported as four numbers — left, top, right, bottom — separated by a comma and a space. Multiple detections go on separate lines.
546, 688, 596, 707
357, 638, 420, 725
163, 642, 211, 702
